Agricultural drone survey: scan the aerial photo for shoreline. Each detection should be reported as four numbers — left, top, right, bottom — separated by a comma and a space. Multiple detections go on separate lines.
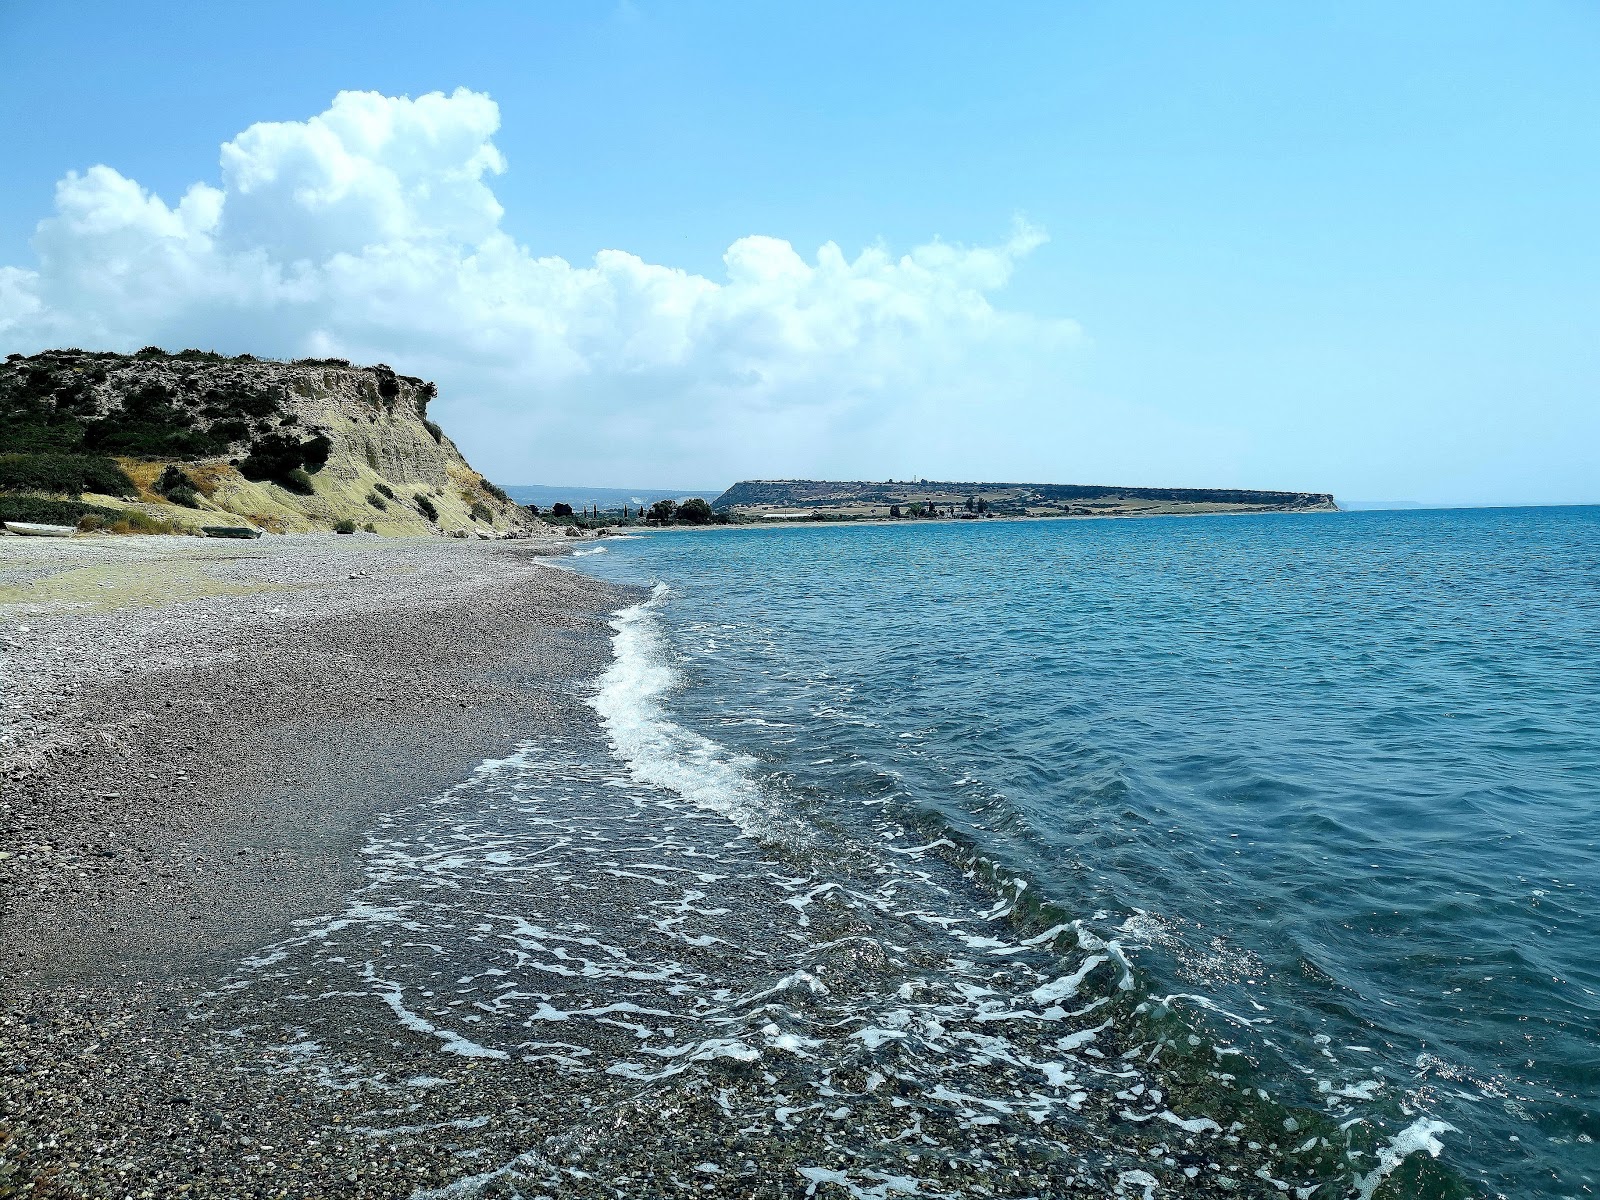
0, 528, 1416, 1199
0, 532, 633, 1194
632, 505, 1347, 533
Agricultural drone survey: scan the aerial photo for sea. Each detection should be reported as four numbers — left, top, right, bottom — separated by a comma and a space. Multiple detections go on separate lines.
208, 506, 1598, 1199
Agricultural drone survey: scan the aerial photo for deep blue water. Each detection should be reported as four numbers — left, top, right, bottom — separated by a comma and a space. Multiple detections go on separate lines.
572, 507, 1600, 1198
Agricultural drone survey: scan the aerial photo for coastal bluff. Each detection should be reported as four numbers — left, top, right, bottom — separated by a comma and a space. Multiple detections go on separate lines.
0, 348, 535, 536
713, 478, 1339, 520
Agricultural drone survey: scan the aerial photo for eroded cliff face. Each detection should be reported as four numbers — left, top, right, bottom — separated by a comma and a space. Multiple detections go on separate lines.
0, 350, 536, 536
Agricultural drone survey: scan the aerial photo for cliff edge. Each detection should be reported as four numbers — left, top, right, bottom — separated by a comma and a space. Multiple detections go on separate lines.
0, 349, 534, 536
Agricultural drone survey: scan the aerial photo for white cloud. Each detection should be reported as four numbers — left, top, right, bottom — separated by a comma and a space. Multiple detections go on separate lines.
0, 88, 1082, 485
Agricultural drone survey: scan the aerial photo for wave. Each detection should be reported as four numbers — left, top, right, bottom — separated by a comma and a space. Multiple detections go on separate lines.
588, 584, 804, 841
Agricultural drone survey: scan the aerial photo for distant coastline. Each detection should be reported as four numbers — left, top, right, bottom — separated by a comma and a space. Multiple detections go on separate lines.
707, 477, 1337, 523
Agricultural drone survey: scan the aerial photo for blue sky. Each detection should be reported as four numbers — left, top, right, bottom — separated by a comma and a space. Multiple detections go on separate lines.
1, 1, 1596, 503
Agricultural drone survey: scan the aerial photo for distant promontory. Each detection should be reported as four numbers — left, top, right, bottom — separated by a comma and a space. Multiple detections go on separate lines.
711, 479, 1338, 521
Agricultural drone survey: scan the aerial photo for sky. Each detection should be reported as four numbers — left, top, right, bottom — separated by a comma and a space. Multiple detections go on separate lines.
1, 2, 1596, 503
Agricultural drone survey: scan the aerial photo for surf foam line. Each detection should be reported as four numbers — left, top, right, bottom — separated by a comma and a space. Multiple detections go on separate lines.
589, 584, 806, 842
579, 585, 1465, 1199
192, 733, 1431, 1200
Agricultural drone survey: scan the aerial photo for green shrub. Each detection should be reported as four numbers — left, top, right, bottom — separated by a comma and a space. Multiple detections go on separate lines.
209, 418, 251, 445
422, 418, 444, 444
362, 522, 377, 534
481, 479, 509, 503
1, 495, 120, 525
0, 452, 136, 497
414, 493, 439, 521
109, 509, 176, 535
301, 434, 332, 471
154, 464, 203, 508
469, 500, 492, 523
677, 497, 713, 525
334, 519, 357, 534
238, 432, 329, 488
366, 490, 388, 510
374, 481, 397, 501
364, 443, 380, 470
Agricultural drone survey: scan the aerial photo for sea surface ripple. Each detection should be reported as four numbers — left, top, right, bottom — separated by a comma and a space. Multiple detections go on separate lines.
572, 506, 1600, 1198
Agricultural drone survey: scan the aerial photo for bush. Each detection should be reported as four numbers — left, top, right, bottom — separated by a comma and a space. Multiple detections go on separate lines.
156, 464, 192, 492
374, 481, 397, 501
414, 493, 439, 521
334, 519, 357, 534
155, 464, 201, 507
364, 443, 380, 470
300, 434, 332, 471
366, 490, 388, 510
2, 495, 120, 525
469, 500, 492, 523
0, 452, 136, 497
422, 419, 444, 444
551, 502, 573, 517
238, 433, 329, 488
677, 497, 713, 525
648, 499, 677, 523
372, 365, 400, 401
209, 418, 251, 445
481, 479, 509, 503
362, 522, 377, 534
109, 509, 177, 535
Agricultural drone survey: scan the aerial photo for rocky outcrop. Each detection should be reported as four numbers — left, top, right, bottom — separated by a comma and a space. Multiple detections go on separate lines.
0, 349, 536, 536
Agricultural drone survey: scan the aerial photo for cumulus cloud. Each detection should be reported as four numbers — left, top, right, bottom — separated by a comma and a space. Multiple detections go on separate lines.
0, 88, 1081, 484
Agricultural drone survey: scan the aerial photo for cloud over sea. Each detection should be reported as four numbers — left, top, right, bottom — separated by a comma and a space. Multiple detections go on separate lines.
0, 88, 1079, 483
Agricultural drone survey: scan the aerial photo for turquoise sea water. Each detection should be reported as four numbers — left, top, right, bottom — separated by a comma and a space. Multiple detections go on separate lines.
572, 507, 1600, 1198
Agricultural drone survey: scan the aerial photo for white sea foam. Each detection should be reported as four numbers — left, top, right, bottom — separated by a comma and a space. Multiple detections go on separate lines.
588, 585, 794, 839
1352, 1117, 1454, 1200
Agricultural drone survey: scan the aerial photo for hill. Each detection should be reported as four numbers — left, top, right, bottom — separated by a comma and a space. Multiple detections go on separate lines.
502, 483, 724, 512
712, 479, 1338, 520
0, 348, 536, 536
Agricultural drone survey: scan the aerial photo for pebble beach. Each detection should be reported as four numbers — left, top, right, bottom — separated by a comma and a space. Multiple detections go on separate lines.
0, 530, 1356, 1200
0, 531, 626, 1196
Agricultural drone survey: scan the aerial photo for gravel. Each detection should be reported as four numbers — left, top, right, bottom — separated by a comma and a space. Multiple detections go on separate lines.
0, 530, 632, 1197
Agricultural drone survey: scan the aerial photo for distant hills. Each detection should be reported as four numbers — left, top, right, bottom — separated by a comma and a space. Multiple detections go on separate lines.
501, 483, 722, 512
712, 479, 1338, 520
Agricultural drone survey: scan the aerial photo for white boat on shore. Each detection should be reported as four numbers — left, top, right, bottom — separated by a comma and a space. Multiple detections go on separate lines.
3, 522, 75, 537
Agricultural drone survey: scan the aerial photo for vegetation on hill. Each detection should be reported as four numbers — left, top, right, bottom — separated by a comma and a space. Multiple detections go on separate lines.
711, 479, 1339, 520
0, 347, 533, 536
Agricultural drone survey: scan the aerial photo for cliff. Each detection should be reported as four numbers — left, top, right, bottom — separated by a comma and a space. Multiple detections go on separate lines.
0, 349, 536, 536
713, 479, 1339, 519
